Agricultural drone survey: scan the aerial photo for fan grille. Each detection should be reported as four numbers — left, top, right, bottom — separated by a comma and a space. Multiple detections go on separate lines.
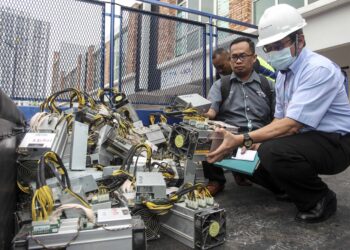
133, 208, 160, 241
195, 208, 226, 250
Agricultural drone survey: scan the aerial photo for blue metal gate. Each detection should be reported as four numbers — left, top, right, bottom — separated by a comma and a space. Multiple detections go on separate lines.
117, 6, 207, 105
112, 1, 258, 106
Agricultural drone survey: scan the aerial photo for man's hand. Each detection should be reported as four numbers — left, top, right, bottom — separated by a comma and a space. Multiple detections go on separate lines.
204, 108, 217, 120
207, 128, 243, 163
241, 143, 261, 154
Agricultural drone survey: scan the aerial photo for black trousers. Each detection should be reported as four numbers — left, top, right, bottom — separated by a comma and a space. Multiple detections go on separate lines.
202, 161, 227, 184
202, 128, 258, 184
248, 131, 350, 211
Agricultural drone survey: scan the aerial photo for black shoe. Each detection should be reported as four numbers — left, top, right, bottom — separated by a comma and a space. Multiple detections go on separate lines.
275, 193, 292, 202
295, 190, 337, 224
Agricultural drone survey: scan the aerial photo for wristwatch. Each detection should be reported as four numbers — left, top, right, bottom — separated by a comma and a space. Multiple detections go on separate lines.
242, 133, 253, 149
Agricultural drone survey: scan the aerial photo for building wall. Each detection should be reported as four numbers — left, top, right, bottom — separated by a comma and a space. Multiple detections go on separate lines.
301, 1, 350, 81
51, 42, 88, 93
112, 0, 256, 100
157, 0, 177, 64
302, 1, 350, 52
0, 7, 50, 100
104, 41, 110, 86
113, 0, 254, 81
228, 0, 252, 31
125, 3, 142, 76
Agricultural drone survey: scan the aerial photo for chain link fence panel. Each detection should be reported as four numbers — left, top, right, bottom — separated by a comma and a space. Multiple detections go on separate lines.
0, 0, 104, 101
216, 27, 267, 60
118, 7, 206, 106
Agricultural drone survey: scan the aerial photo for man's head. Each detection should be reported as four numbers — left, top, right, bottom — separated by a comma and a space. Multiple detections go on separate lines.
262, 29, 305, 70
212, 48, 232, 76
229, 37, 257, 80
257, 4, 307, 71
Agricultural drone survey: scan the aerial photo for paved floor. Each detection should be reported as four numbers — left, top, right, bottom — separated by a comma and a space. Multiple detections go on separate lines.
149, 168, 350, 250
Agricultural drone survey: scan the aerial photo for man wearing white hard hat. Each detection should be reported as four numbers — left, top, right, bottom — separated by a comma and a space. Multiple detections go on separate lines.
207, 4, 350, 223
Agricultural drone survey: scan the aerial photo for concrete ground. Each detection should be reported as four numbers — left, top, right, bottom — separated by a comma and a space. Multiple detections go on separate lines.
149, 168, 350, 250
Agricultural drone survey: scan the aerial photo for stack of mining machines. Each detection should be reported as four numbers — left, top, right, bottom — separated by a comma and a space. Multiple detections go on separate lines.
11, 88, 236, 249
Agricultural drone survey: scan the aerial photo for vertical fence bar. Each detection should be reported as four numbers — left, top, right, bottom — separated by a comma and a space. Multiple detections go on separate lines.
109, 0, 115, 89
209, 16, 214, 87
118, 8, 124, 92
100, 3, 106, 89
202, 26, 207, 97
215, 26, 218, 49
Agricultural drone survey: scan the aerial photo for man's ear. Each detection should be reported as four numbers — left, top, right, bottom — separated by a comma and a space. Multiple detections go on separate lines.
252, 54, 257, 63
298, 34, 305, 49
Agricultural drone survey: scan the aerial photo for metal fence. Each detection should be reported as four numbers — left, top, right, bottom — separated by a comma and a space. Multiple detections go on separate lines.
0, 0, 104, 101
0, 0, 260, 105
217, 27, 255, 49
112, 2, 259, 106
118, 7, 206, 105
216, 27, 265, 56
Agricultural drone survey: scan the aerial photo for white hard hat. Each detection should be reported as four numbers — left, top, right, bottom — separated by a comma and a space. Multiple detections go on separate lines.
256, 4, 307, 47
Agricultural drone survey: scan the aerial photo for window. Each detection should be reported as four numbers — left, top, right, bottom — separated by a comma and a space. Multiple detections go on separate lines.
308, 0, 320, 4
278, 0, 304, 9
114, 29, 128, 81
254, 0, 319, 24
201, 0, 214, 23
188, 0, 199, 21
175, 0, 215, 57
217, 0, 229, 28
253, 0, 275, 25
113, 36, 119, 82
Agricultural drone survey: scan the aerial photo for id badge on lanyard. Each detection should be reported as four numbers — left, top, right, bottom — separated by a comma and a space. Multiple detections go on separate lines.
283, 73, 289, 116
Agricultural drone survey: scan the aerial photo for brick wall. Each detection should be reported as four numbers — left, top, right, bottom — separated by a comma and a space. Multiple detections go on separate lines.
123, 3, 142, 76
157, 0, 177, 64
229, 0, 252, 31
159, 0, 177, 16
104, 41, 110, 86
86, 45, 96, 92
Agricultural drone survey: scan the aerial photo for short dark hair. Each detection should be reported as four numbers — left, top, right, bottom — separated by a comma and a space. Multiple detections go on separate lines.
212, 48, 229, 59
230, 37, 255, 54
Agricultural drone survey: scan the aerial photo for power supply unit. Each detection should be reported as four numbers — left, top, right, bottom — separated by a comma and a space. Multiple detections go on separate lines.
12, 209, 146, 250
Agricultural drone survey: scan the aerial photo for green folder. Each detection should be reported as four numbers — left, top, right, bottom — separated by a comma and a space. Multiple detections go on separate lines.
214, 154, 260, 175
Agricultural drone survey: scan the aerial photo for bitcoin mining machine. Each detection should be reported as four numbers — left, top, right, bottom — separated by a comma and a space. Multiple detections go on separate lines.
13, 90, 231, 250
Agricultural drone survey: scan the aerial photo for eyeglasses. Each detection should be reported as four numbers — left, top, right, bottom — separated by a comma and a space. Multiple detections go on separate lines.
230, 53, 254, 62
263, 38, 293, 53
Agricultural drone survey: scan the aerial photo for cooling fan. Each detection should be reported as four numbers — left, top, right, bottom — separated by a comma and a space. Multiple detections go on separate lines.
132, 208, 160, 241
168, 125, 198, 159
17, 159, 55, 185
195, 208, 226, 250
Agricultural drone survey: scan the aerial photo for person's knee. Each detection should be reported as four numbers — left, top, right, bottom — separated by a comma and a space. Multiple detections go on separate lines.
258, 140, 293, 176
258, 140, 280, 166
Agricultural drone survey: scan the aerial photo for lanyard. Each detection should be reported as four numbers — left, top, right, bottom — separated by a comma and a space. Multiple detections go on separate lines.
282, 72, 289, 117
240, 84, 253, 131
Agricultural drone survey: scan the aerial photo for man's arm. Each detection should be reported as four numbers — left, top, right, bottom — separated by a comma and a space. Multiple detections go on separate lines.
207, 117, 302, 163
208, 63, 340, 163
204, 108, 217, 120
206, 79, 223, 118
249, 117, 302, 142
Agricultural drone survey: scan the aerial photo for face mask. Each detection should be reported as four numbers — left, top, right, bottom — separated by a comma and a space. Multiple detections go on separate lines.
268, 46, 296, 71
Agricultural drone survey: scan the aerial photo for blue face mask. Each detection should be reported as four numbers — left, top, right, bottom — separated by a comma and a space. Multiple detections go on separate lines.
268, 46, 296, 71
